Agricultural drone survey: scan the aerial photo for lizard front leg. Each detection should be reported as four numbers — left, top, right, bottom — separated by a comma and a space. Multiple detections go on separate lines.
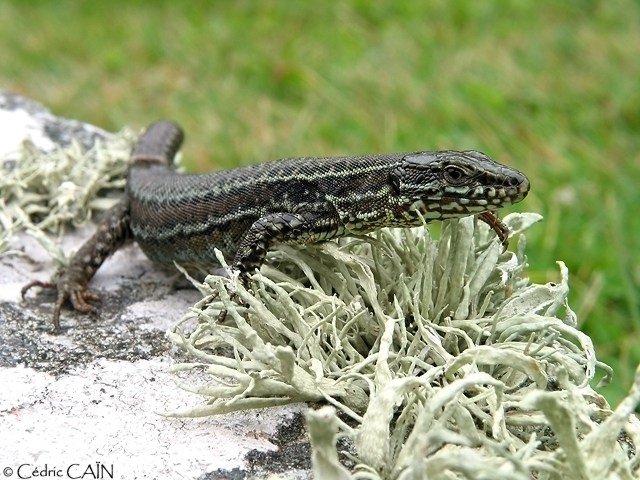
233, 207, 341, 276
22, 198, 131, 333
214, 207, 338, 323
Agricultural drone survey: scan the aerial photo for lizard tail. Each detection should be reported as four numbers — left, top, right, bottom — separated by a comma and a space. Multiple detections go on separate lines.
131, 120, 185, 166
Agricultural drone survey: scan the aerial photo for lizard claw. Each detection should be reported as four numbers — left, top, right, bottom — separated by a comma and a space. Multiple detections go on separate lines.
214, 269, 252, 323
21, 277, 100, 334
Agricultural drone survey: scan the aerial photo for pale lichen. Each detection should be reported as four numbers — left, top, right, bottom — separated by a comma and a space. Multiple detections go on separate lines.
168, 214, 640, 480
0, 130, 135, 261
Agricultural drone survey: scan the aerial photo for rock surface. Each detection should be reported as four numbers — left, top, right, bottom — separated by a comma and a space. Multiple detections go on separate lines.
0, 91, 110, 159
0, 91, 310, 480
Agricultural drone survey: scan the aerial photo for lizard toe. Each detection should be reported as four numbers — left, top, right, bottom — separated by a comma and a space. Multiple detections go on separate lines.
69, 289, 100, 314
21, 280, 56, 300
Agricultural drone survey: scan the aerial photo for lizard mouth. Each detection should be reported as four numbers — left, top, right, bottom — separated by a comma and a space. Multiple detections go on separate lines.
415, 183, 529, 216
439, 178, 530, 211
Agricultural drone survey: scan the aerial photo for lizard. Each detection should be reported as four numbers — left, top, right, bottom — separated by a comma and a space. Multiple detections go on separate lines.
22, 120, 530, 333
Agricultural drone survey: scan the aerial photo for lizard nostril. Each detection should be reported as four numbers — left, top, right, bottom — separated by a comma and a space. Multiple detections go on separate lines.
506, 172, 527, 188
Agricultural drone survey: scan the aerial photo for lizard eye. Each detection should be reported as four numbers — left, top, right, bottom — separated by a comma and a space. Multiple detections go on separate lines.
444, 166, 467, 184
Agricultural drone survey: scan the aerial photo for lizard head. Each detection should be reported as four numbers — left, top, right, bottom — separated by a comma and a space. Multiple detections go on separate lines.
390, 150, 530, 219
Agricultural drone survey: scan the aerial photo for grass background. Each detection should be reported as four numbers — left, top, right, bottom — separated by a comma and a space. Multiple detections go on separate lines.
1, 0, 638, 406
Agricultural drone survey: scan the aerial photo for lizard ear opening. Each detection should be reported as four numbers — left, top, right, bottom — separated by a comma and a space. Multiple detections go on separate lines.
388, 172, 402, 195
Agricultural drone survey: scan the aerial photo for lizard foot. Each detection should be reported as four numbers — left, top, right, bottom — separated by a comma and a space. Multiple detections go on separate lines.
21, 279, 101, 334
215, 271, 252, 323
477, 211, 510, 250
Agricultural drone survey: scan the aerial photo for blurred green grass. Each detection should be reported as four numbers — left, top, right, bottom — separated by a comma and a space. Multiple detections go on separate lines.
1, 0, 638, 406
